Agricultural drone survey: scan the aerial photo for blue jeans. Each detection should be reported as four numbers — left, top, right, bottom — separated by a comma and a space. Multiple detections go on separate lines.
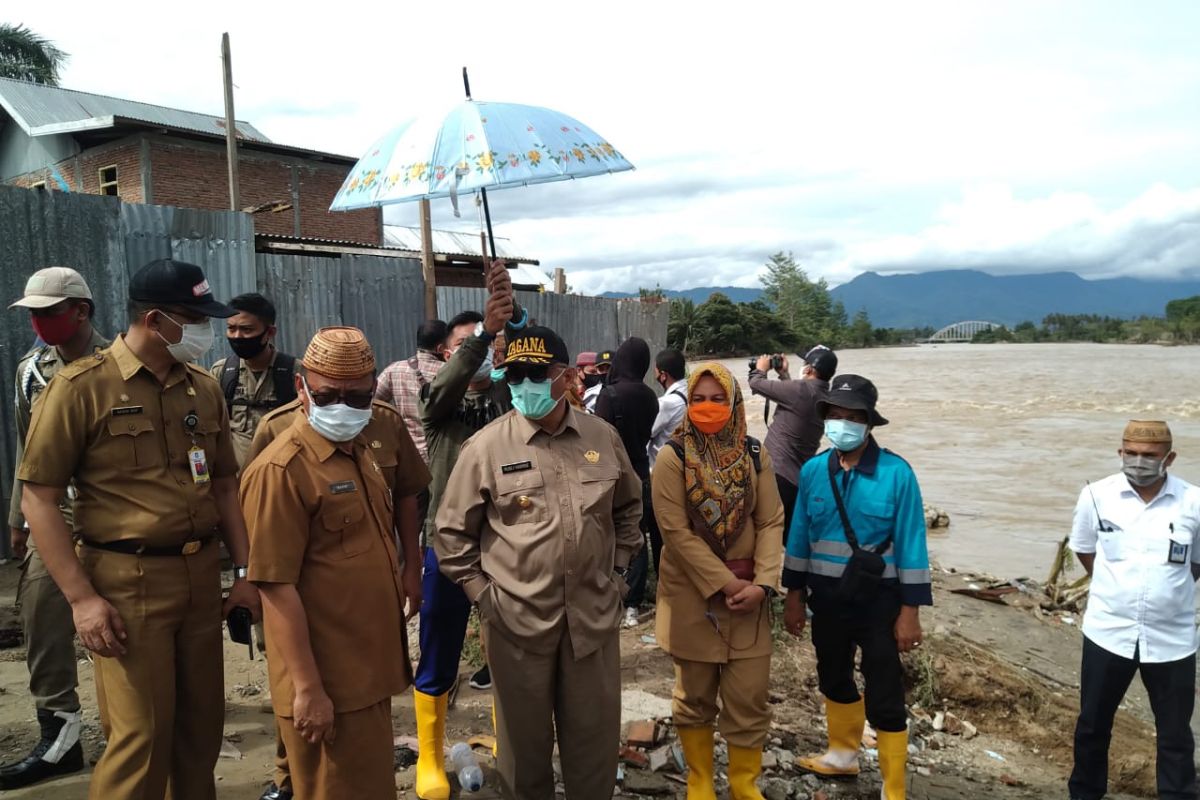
414, 548, 473, 696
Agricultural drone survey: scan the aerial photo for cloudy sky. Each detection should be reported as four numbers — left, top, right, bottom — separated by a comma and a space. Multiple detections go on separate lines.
14, 1, 1200, 293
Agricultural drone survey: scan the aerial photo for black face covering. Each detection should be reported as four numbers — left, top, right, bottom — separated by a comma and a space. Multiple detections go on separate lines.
229, 335, 268, 360
583, 373, 604, 389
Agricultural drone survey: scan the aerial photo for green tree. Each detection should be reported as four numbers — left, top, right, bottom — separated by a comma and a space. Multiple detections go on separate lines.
638, 285, 666, 304
848, 309, 873, 348
693, 293, 745, 354
760, 251, 847, 348
0, 24, 67, 84
667, 298, 697, 354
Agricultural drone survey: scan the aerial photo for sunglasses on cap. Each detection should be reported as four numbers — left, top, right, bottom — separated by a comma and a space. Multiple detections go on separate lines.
302, 377, 374, 409
502, 362, 564, 384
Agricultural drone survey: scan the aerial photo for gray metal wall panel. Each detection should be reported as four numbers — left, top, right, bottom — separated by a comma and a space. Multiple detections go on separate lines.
339, 255, 424, 368
255, 253, 344, 360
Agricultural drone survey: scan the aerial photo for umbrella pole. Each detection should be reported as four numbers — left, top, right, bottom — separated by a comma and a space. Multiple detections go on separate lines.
479, 187, 499, 264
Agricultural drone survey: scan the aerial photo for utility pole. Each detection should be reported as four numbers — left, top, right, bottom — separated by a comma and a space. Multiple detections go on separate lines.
419, 198, 437, 318
221, 33, 240, 211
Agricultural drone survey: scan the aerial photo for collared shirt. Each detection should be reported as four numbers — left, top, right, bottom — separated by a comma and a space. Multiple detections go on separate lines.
1069, 472, 1200, 663
241, 415, 409, 714
210, 350, 291, 469
18, 334, 238, 546
434, 405, 644, 657
648, 380, 688, 469
782, 438, 932, 606
748, 371, 828, 487
376, 350, 444, 462
583, 382, 603, 413
9, 328, 110, 530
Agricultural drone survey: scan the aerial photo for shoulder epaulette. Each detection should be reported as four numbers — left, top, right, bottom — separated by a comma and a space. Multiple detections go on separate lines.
186, 362, 220, 383
266, 435, 305, 469
55, 351, 108, 381
259, 398, 303, 424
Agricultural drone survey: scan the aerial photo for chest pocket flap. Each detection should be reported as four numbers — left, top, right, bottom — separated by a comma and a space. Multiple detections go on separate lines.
321, 501, 370, 558
106, 417, 159, 467
493, 469, 546, 525
495, 469, 545, 496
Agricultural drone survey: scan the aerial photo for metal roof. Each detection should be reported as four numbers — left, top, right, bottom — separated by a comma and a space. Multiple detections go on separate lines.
0, 76, 270, 141
383, 225, 535, 262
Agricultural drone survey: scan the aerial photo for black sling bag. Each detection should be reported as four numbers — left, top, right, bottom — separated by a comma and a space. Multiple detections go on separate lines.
827, 466, 892, 604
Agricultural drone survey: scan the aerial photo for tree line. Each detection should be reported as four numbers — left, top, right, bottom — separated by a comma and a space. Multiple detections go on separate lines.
972, 299, 1200, 345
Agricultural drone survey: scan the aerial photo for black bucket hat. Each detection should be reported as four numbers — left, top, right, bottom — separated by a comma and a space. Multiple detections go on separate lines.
817, 373, 889, 427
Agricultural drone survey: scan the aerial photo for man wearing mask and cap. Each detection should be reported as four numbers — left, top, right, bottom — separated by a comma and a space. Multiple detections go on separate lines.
582, 348, 614, 413
1, 267, 108, 790
240, 326, 430, 800
18, 258, 259, 800
782, 375, 929, 800
1067, 420, 1200, 800
436, 325, 643, 800
749, 345, 837, 542
210, 293, 297, 469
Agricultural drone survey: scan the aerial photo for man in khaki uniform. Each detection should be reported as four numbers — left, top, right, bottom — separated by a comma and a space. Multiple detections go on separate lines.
210, 292, 297, 469
245, 352, 427, 800
436, 325, 643, 800
241, 327, 429, 800
18, 258, 260, 800
1, 268, 109, 790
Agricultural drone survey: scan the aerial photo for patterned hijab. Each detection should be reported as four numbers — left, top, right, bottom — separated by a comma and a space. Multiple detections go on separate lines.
670, 362, 754, 555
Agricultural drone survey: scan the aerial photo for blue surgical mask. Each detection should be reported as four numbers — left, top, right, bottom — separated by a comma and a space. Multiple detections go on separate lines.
509, 375, 562, 420
303, 379, 372, 442
825, 419, 868, 452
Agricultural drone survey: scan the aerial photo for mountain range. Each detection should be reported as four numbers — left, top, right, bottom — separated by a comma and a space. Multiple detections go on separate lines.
601, 270, 1200, 329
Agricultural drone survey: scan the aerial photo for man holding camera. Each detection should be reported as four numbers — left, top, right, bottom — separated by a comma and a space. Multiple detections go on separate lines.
749, 345, 837, 540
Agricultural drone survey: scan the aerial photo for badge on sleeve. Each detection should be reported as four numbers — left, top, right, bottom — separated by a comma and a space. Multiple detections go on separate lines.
1169, 540, 1189, 564
188, 447, 210, 485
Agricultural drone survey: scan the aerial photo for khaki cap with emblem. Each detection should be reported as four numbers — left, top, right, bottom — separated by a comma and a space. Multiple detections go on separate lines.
302, 326, 376, 379
9, 266, 93, 309
1123, 419, 1172, 444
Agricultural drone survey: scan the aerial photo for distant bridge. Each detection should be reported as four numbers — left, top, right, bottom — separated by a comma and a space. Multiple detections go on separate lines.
926, 320, 1003, 343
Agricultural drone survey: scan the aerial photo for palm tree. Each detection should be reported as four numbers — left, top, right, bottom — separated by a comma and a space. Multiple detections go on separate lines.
0, 24, 67, 85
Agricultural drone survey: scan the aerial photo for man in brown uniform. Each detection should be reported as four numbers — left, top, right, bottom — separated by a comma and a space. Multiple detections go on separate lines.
245, 344, 428, 800
18, 258, 260, 800
240, 327, 429, 800
436, 325, 644, 800
2, 268, 109, 790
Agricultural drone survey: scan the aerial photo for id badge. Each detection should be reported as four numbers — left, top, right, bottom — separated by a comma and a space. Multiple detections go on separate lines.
188, 447, 211, 485
1169, 539, 1189, 565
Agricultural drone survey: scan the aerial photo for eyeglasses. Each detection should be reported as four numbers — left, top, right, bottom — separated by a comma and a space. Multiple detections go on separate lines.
503, 362, 563, 384
303, 377, 374, 409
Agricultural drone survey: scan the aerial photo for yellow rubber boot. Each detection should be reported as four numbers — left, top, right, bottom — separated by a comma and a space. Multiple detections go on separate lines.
491, 699, 499, 758
675, 726, 717, 800
727, 745, 766, 800
796, 697, 865, 778
877, 729, 908, 799
414, 690, 450, 800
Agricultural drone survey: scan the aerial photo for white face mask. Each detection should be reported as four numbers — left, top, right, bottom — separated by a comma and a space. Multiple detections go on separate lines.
156, 312, 214, 363
303, 378, 372, 442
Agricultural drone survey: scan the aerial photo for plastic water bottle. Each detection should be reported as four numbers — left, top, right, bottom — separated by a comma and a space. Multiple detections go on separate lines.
450, 742, 483, 792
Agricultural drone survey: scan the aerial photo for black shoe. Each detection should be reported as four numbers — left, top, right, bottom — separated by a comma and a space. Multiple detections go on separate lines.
0, 709, 85, 789
469, 664, 492, 690
257, 782, 293, 800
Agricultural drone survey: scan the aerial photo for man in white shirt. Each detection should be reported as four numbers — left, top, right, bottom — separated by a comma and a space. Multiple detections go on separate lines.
1068, 419, 1200, 800
648, 349, 688, 469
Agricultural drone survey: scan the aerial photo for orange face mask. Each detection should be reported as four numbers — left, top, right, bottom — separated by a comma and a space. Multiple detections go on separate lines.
689, 401, 732, 434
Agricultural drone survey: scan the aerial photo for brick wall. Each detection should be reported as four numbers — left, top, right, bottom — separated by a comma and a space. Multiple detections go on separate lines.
8, 139, 145, 202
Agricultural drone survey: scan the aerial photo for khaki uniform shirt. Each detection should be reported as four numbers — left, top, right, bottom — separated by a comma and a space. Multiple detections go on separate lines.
210, 351, 290, 468
434, 406, 644, 657
240, 415, 410, 715
18, 335, 238, 546
651, 445, 784, 663
9, 329, 110, 530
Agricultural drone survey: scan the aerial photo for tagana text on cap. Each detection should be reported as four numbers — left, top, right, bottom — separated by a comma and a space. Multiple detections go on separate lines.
302, 326, 376, 379
9, 267, 93, 310
128, 259, 235, 318
505, 325, 570, 365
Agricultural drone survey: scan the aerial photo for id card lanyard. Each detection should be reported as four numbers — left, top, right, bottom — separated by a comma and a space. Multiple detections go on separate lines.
183, 409, 210, 485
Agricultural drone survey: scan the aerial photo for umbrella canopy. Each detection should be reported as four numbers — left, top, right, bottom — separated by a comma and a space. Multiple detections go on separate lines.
330, 100, 633, 211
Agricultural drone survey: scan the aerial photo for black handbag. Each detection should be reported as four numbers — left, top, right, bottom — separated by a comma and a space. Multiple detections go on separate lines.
828, 468, 892, 604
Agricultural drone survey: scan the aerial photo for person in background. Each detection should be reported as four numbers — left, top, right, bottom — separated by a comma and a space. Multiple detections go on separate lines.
375, 319, 449, 463
784, 375, 929, 800
648, 348, 688, 468
582, 348, 614, 412
573, 351, 597, 409
211, 293, 297, 469
595, 338, 659, 628
1067, 420, 1199, 800
748, 345, 836, 541
653, 362, 783, 800
1, 268, 109, 791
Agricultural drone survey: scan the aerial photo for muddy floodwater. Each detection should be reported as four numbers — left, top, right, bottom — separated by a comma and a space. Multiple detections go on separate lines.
714, 343, 1200, 579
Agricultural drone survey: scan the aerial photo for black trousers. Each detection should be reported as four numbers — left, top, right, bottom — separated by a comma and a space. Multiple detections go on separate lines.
777, 475, 798, 547
808, 589, 907, 732
625, 479, 661, 609
1070, 636, 1197, 800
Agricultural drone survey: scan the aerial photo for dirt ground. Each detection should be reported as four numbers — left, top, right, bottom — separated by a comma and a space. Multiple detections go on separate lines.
0, 563, 1165, 799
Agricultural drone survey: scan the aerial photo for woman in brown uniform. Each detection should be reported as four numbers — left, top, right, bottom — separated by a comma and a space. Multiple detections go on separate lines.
652, 362, 784, 800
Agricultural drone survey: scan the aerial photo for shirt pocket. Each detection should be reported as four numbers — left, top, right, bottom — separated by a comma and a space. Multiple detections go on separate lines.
105, 417, 160, 468
321, 500, 370, 558
857, 499, 897, 544
1098, 527, 1125, 562
493, 470, 547, 526
578, 464, 620, 514
1164, 529, 1192, 566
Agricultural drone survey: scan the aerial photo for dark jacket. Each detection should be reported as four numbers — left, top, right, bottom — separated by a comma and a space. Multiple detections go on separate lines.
594, 338, 659, 480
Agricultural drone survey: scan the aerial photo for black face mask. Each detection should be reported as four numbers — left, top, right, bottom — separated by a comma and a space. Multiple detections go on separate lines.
583, 373, 604, 389
229, 335, 268, 360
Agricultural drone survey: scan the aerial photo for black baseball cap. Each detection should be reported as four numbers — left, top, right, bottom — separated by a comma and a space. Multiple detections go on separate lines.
818, 373, 888, 427
505, 325, 570, 365
803, 345, 838, 380
595, 349, 615, 367
128, 259, 235, 318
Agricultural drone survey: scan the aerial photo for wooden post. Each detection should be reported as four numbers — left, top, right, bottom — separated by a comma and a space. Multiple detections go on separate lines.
554, 267, 567, 294
419, 198, 437, 318
221, 33, 240, 211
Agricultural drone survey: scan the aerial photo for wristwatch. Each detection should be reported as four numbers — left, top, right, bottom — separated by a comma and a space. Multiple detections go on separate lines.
614, 566, 630, 580
474, 321, 496, 344
233, 565, 249, 580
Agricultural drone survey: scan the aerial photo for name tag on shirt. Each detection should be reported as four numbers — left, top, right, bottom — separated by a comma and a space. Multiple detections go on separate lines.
111, 406, 143, 416
1169, 540, 1189, 564
501, 461, 533, 474
188, 447, 210, 485
330, 480, 357, 494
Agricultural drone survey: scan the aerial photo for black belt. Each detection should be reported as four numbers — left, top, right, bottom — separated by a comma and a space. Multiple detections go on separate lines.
81, 536, 213, 557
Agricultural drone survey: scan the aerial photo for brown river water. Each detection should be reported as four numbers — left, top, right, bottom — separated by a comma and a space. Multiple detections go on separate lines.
710, 343, 1200, 579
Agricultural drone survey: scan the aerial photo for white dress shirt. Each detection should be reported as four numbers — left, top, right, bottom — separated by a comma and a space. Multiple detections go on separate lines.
583, 383, 603, 414
1070, 472, 1200, 663
647, 381, 688, 469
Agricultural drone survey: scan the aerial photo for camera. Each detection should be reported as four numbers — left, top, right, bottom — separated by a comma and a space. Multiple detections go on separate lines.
749, 354, 785, 372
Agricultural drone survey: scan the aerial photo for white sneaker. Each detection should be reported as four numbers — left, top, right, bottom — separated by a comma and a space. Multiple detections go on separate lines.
623, 608, 639, 628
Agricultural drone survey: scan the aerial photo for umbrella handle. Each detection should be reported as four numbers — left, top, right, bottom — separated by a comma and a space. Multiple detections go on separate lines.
480, 187, 498, 263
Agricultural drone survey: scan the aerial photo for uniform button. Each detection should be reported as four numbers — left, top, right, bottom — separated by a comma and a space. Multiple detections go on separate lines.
567, 569, 574, 576
127, 423, 136, 431
343, 515, 351, 523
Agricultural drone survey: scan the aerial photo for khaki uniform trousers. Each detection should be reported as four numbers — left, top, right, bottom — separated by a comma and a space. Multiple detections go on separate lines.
672, 654, 772, 749
485, 622, 621, 800
81, 540, 224, 800
276, 698, 394, 800
17, 537, 80, 712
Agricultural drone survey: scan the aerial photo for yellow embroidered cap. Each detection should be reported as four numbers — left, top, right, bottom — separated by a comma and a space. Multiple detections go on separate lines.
302, 326, 375, 379
1123, 420, 1172, 444
504, 325, 569, 365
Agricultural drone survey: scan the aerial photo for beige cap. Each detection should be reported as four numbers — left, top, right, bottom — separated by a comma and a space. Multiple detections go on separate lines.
302, 327, 376, 379
9, 267, 93, 309
1123, 420, 1172, 444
